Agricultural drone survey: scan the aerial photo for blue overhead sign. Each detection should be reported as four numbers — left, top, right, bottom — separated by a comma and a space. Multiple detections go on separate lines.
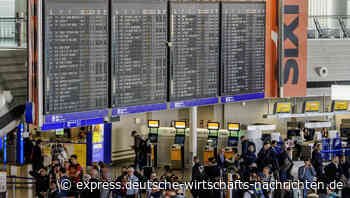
170, 97, 219, 109
112, 103, 167, 116
45, 109, 108, 123
42, 110, 108, 130
221, 92, 264, 103
42, 118, 105, 131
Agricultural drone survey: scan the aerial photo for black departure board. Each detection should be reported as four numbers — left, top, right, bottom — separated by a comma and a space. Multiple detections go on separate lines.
221, 2, 265, 96
169, 1, 219, 101
43, 0, 109, 115
111, 0, 168, 107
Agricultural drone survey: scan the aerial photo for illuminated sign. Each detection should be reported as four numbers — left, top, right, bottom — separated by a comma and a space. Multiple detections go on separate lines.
92, 124, 104, 162
148, 120, 160, 128
207, 122, 220, 130
332, 101, 349, 112
274, 102, 292, 114
228, 123, 240, 131
304, 101, 321, 113
174, 121, 186, 129
55, 129, 64, 136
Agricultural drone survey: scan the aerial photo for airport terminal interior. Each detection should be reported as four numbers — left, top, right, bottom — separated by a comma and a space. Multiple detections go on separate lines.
2, 0, 350, 197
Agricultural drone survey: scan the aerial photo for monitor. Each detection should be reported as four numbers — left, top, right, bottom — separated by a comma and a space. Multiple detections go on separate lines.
148, 134, 158, 143
175, 135, 185, 145
228, 137, 239, 147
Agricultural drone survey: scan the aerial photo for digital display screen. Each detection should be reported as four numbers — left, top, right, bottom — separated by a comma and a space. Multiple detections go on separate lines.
43, 0, 109, 115
304, 101, 321, 113
228, 137, 238, 147
148, 120, 160, 128
111, 0, 168, 107
175, 135, 185, 145
332, 101, 349, 111
228, 123, 240, 131
175, 121, 186, 129
208, 122, 220, 130
221, 2, 266, 96
275, 102, 292, 114
149, 134, 158, 143
169, 1, 220, 101
92, 124, 104, 162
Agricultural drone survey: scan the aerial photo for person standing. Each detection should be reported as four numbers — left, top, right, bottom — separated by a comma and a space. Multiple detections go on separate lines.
241, 136, 249, 156
324, 156, 342, 185
298, 160, 316, 198
279, 147, 294, 180
243, 144, 257, 168
311, 143, 323, 178
24, 133, 34, 164
131, 131, 146, 170
126, 167, 139, 198
191, 156, 206, 198
32, 139, 44, 172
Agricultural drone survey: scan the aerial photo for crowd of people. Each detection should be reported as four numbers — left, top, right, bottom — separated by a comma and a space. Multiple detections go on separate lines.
189, 135, 350, 198
25, 129, 350, 198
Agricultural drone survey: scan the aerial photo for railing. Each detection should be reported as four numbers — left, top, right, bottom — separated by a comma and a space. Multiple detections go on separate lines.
308, 15, 350, 39
0, 17, 27, 48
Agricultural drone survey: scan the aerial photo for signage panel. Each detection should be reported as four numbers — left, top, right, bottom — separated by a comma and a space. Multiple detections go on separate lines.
281, 0, 308, 97
228, 123, 240, 131
43, 0, 109, 114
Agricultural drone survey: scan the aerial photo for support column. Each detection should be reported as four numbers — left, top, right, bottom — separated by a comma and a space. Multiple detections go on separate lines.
190, 106, 198, 163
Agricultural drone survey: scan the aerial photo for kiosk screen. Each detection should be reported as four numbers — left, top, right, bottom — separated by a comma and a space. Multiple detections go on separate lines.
175, 135, 185, 145
228, 137, 238, 147
148, 134, 158, 143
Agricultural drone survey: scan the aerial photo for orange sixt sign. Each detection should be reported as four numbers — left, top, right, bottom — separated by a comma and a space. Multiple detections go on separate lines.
281, 0, 308, 97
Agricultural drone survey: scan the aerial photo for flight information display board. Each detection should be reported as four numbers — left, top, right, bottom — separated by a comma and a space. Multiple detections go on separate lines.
221, 2, 266, 96
43, 0, 109, 115
111, 0, 168, 107
169, 1, 219, 101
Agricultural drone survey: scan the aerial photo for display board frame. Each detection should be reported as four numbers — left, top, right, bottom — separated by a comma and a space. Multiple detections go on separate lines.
42, 0, 110, 116
220, 1, 266, 97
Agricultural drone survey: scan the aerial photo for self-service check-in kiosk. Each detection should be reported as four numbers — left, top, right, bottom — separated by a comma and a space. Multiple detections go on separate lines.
204, 122, 220, 165
225, 123, 240, 160
171, 121, 186, 170
147, 120, 159, 168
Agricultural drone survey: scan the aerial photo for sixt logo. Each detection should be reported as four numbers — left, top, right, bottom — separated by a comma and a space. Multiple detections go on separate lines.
283, 5, 300, 85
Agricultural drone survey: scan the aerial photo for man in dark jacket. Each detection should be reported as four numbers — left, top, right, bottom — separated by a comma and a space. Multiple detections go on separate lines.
30, 168, 49, 198
32, 139, 43, 172
279, 147, 293, 180
258, 141, 280, 179
324, 156, 342, 184
191, 156, 206, 198
311, 143, 323, 178
23, 134, 34, 164
257, 142, 279, 170
340, 155, 350, 179
81, 167, 101, 198
241, 136, 249, 156
204, 158, 220, 198
131, 131, 145, 170
243, 144, 257, 168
